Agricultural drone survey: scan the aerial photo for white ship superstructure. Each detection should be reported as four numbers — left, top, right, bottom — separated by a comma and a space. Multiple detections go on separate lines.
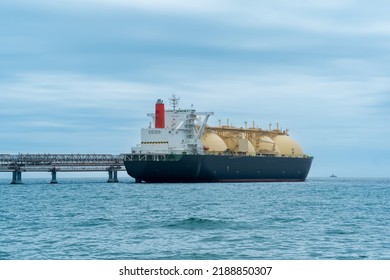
131, 96, 213, 155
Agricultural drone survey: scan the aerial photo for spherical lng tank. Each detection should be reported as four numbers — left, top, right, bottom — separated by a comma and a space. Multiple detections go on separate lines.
201, 132, 227, 152
273, 135, 304, 156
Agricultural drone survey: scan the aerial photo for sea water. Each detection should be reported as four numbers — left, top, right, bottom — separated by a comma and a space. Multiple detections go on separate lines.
0, 177, 389, 260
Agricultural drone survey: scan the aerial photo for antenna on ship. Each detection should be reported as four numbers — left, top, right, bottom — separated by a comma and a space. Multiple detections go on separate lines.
170, 94, 180, 111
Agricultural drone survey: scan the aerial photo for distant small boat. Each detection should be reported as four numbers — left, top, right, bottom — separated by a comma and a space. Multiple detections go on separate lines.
330, 173, 337, 178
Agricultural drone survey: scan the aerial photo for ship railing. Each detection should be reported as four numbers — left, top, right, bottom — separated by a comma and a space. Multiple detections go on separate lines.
124, 154, 165, 161
202, 152, 310, 158
123, 154, 184, 162
122, 153, 311, 161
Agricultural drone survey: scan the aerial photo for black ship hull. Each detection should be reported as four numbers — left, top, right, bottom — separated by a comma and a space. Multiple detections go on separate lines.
124, 154, 313, 183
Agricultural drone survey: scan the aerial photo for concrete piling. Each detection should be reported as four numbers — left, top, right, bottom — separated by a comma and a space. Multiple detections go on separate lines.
107, 169, 119, 183
11, 171, 22, 184
50, 170, 58, 184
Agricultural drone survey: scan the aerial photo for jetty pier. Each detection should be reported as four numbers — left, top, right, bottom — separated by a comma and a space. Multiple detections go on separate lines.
0, 154, 125, 184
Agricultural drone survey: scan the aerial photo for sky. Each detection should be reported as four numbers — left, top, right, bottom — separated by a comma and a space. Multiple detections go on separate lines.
1, 0, 389, 177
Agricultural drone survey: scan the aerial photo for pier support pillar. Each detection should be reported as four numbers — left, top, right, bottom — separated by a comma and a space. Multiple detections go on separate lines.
50, 170, 58, 184
11, 171, 23, 184
107, 170, 119, 183
113, 170, 119, 183
107, 170, 113, 182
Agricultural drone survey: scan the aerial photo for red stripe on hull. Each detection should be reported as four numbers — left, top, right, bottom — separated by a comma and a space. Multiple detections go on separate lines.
215, 178, 306, 183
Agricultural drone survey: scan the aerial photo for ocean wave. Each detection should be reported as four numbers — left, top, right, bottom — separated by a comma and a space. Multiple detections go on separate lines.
166, 217, 228, 230
0, 251, 11, 260
325, 229, 357, 235
266, 217, 306, 224
73, 217, 114, 227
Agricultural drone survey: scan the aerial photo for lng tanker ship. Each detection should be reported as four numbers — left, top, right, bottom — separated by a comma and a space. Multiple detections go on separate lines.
124, 96, 313, 183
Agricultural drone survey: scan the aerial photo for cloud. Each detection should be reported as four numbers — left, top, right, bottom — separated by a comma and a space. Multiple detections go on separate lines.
1, 73, 162, 106
1, 71, 388, 145
7, 0, 390, 37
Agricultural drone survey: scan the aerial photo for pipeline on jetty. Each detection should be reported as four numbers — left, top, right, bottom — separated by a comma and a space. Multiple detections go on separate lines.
0, 154, 125, 184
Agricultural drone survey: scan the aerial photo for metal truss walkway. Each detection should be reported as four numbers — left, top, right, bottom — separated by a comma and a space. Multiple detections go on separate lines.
0, 154, 125, 184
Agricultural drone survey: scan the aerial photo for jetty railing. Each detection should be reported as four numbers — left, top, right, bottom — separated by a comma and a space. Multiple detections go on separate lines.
0, 154, 125, 184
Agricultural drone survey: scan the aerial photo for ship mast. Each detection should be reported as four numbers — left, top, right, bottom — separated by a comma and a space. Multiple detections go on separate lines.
169, 94, 180, 111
